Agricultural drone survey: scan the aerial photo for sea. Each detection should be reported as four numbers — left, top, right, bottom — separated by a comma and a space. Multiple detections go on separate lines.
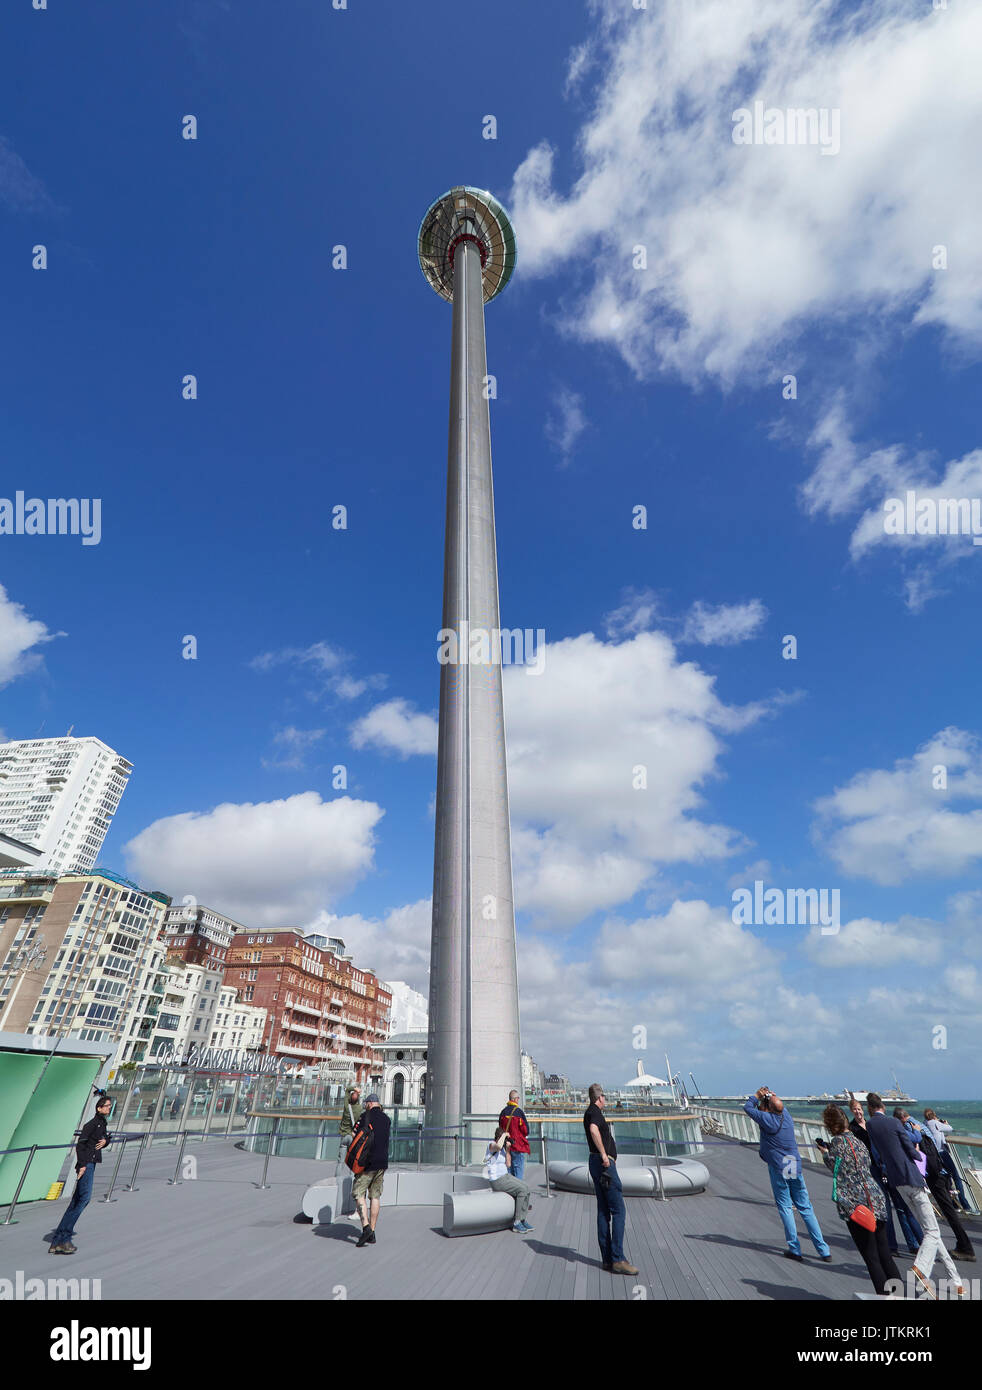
697, 1097, 982, 1140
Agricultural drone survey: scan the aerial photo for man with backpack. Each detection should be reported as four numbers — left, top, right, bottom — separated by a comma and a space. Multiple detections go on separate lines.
498, 1090, 531, 1183
348, 1094, 390, 1248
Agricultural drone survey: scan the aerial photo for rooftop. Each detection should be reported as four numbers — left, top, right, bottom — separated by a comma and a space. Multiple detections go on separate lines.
6, 1132, 972, 1300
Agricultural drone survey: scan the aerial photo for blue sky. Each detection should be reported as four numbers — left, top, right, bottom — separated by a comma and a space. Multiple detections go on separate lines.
2, 0, 981, 1094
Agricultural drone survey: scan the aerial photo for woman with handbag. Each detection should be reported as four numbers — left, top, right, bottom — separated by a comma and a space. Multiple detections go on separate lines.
817, 1104, 901, 1296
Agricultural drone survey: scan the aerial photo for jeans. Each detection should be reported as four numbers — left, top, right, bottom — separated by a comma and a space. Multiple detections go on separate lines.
336, 1137, 351, 1178
588, 1154, 626, 1265
53, 1164, 95, 1244
887, 1183, 924, 1251
898, 1184, 961, 1285
490, 1175, 530, 1224
509, 1151, 527, 1183
767, 1166, 830, 1257
846, 1217, 901, 1296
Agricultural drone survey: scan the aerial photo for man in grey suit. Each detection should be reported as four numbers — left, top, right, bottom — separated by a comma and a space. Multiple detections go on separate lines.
867, 1092, 963, 1299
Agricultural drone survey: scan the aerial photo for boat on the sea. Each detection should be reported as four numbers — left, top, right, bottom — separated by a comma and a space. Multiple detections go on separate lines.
835, 1072, 916, 1105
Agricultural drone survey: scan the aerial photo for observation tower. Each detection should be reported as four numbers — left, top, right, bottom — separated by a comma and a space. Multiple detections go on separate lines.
417, 187, 521, 1151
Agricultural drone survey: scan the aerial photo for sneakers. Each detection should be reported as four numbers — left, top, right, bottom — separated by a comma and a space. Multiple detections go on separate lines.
820, 1254, 832, 1262
516, 1220, 534, 1233
48, 1242, 69, 1255
783, 1250, 803, 1262
367, 1229, 376, 1244
355, 1227, 372, 1248
611, 1260, 639, 1276
951, 1248, 976, 1262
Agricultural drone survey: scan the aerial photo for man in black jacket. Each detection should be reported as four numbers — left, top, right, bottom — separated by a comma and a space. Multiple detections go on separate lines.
351, 1095, 390, 1248
49, 1094, 112, 1255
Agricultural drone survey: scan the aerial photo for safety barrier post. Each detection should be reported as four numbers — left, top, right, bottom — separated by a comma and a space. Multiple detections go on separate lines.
653, 1125, 668, 1202
225, 1079, 243, 1137
3, 1146, 37, 1226
101, 1137, 128, 1203
542, 1135, 551, 1198
124, 1133, 148, 1192
168, 1130, 190, 1185
255, 1118, 279, 1190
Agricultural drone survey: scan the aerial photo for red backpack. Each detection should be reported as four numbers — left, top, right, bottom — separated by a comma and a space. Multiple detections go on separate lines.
345, 1119, 374, 1175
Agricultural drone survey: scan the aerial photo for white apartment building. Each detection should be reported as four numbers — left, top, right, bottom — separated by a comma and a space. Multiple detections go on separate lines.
0, 736, 133, 873
521, 1049, 540, 1097
384, 979, 429, 1037
162, 900, 246, 964
145, 960, 226, 1061
209, 985, 267, 1052
0, 868, 169, 1050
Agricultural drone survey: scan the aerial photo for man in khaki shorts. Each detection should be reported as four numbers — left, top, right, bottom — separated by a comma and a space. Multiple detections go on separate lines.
352, 1095, 391, 1248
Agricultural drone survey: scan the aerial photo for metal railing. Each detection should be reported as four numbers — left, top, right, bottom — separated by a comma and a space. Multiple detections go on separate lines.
690, 1102, 982, 1217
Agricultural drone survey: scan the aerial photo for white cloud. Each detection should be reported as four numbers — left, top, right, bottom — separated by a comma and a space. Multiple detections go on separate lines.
309, 899, 432, 995
800, 402, 982, 607
350, 698, 438, 758
0, 136, 54, 213
0, 585, 61, 688
594, 898, 773, 990
681, 599, 768, 646
261, 726, 326, 771
813, 729, 982, 884
509, 1, 982, 387
250, 640, 386, 701
123, 792, 384, 926
504, 630, 762, 924
943, 962, 980, 1004
604, 587, 661, 640
544, 387, 587, 461
804, 915, 941, 969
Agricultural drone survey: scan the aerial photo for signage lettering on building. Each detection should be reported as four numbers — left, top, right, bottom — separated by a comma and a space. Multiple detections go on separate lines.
152, 1043, 290, 1076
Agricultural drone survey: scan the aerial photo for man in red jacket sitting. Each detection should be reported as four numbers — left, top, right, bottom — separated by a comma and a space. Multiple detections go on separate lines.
499, 1090, 531, 1183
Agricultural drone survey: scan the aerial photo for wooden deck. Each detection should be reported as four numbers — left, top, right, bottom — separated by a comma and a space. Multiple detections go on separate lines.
2, 1134, 977, 1300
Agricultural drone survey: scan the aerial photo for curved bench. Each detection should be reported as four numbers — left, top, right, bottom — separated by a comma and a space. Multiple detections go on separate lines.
547, 1156, 709, 1196
302, 1169, 492, 1225
302, 1176, 349, 1224
442, 1188, 522, 1237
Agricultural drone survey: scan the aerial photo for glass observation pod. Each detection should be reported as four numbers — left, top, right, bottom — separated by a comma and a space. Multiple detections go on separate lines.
417, 186, 517, 305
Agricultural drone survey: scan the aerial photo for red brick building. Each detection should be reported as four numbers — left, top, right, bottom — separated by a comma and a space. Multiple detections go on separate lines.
223, 925, 390, 1085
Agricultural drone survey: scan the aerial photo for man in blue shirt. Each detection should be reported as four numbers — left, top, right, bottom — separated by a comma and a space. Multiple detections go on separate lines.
744, 1087, 831, 1263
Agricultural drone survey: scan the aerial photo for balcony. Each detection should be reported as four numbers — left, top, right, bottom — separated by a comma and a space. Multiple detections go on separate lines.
277, 1044, 316, 1059
290, 1002, 321, 1018
288, 1023, 318, 1037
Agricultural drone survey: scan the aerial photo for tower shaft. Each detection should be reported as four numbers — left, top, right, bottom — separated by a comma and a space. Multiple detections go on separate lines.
427, 231, 521, 1141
